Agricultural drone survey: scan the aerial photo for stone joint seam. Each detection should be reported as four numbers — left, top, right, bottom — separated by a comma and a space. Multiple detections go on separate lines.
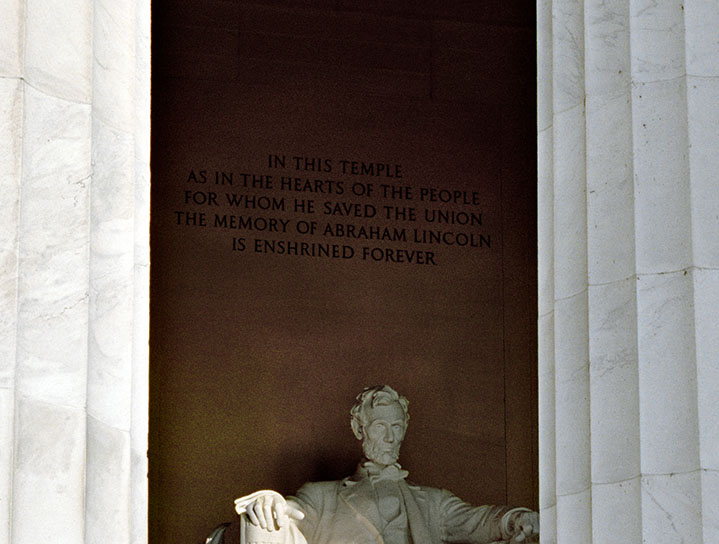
20, 78, 92, 106
550, 265, 716, 306
551, 100, 584, 120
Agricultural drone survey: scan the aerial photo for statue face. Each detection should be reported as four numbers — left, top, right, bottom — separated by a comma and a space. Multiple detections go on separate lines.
361, 401, 406, 466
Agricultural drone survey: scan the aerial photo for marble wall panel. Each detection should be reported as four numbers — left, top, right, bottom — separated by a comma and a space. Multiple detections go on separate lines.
3, 0, 150, 541
24, 0, 92, 102
131, 1, 151, 540
701, 469, 719, 542
85, 417, 132, 544
584, 0, 630, 97
687, 78, 719, 268
551, 0, 584, 112
553, 293, 589, 496
684, 1, 719, 77
0, 77, 22, 544
0, 78, 22, 388
15, 86, 92, 408
536, 0, 552, 133
537, 127, 553, 316
556, 488, 591, 543
694, 268, 719, 470
536, 15, 553, 527
12, 399, 86, 544
93, 0, 136, 132
131, 426, 149, 544
585, 91, 635, 285
88, 121, 135, 430
552, 105, 587, 299
539, 1, 718, 541
631, 78, 692, 274
538, 312, 555, 508
0, 389, 13, 544
588, 279, 639, 484
0, 0, 23, 77
539, 503, 556, 544
591, 478, 641, 544
641, 472, 702, 543
637, 270, 699, 475
629, 0, 685, 83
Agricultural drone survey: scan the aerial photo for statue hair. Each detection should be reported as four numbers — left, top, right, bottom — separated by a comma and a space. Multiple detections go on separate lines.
350, 385, 409, 440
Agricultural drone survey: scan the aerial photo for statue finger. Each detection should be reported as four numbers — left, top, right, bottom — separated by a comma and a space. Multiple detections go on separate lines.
287, 505, 305, 521
246, 503, 259, 526
253, 501, 267, 529
263, 498, 275, 531
274, 500, 287, 528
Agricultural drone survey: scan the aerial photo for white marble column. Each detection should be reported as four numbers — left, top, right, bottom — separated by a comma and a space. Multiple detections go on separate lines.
538, 0, 719, 542
0, 0, 150, 543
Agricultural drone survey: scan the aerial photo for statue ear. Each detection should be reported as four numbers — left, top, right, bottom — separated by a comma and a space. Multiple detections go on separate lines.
351, 418, 363, 440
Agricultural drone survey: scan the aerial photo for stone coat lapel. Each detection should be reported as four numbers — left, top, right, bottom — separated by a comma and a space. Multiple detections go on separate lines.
339, 477, 436, 544
338, 480, 384, 542
398, 482, 434, 543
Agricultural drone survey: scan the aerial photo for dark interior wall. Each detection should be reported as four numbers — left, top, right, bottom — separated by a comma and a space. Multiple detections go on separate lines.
150, 2, 536, 543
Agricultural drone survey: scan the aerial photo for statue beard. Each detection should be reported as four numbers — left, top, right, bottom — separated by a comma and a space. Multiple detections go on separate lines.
362, 438, 401, 467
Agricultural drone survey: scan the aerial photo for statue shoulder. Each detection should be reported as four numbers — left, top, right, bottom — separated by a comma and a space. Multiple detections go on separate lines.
405, 482, 447, 497
292, 479, 344, 507
296, 480, 343, 494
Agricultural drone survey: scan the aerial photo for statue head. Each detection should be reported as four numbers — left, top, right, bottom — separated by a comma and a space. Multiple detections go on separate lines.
350, 385, 410, 466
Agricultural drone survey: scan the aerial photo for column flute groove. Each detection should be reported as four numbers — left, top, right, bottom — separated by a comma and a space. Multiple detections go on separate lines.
540, 0, 718, 542
2, 0, 150, 542
551, 0, 591, 540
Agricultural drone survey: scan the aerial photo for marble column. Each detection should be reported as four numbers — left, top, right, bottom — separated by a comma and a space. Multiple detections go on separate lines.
538, 0, 719, 542
0, 0, 150, 543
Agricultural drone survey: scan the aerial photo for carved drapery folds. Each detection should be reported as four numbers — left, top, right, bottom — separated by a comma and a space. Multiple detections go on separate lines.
538, 0, 719, 542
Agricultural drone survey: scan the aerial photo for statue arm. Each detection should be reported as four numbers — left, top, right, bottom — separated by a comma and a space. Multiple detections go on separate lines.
437, 490, 538, 543
498, 509, 538, 543
231, 482, 330, 544
285, 482, 331, 542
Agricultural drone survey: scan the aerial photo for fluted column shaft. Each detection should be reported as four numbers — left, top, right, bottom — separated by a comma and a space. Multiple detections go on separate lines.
538, 1, 719, 542
0, 0, 150, 543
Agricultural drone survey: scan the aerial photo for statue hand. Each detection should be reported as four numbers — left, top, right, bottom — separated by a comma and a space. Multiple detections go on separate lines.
506, 510, 539, 543
234, 490, 305, 532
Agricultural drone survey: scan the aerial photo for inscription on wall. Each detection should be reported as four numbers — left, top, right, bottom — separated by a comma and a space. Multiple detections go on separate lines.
173, 153, 493, 266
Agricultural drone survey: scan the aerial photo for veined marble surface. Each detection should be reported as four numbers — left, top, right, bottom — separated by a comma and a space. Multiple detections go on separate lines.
1, 0, 150, 542
539, 0, 719, 542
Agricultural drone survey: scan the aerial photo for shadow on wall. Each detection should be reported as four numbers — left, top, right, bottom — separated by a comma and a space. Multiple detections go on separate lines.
271, 447, 358, 497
